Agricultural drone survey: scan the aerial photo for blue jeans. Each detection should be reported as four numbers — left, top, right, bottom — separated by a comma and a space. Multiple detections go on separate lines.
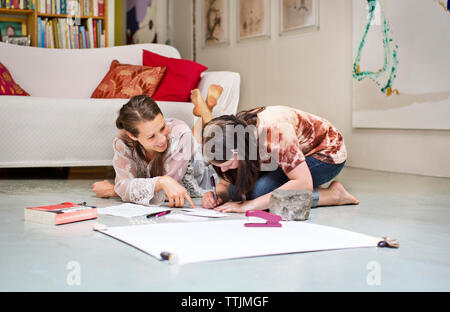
228, 157, 346, 207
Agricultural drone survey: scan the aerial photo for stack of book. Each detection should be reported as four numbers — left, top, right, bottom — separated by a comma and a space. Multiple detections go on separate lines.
0, 0, 104, 16
0, 0, 35, 9
24, 202, 98, 225
36, 0, 104, 16
37, 17, 105, 48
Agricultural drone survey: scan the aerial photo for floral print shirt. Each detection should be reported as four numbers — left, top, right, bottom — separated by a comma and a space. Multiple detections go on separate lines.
257, 106, 347, 173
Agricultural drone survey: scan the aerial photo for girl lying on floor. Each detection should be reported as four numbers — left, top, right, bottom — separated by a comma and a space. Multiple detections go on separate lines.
92, 85, 223, 208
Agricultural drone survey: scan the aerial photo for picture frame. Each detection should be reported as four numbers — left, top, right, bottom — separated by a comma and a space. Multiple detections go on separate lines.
0, 18, 27, 42
237, 0, 271, 41
201, 0, 230, 48
279, 0, 320, 35
5, 35, 31, 46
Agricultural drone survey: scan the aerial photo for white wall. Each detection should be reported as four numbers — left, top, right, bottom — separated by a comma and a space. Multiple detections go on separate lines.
169, 0, 194, 59
108, 0, 115, 47
171, 0, 450, 178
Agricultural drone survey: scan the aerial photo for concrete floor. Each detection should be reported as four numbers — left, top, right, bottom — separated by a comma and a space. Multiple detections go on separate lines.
0, 167, 449, 291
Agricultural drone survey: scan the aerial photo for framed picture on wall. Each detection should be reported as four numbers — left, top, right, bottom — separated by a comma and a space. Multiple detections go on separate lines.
5, 35, 31, 46
280, 0, 320, 35
127, 0, 159, 44
237, 0, 271, 41
0, 18, 27, 42
201, 0, 230, 47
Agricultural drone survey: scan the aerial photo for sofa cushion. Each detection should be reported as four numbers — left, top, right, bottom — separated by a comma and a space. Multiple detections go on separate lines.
143, 50, 208, 102
91, 60, 166, 99
0, 62, 29, 96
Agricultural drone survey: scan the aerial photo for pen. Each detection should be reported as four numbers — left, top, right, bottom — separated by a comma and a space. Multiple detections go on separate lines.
146, 210, 171, 219
210, 175, 218, 203
156, 210, 170, 217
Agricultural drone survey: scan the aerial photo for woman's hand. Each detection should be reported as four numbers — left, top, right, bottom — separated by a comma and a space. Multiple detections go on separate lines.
213, 201, 248, 213
92, 180, 118, 198
202, 191, 223, 209
157, 176, 196, 208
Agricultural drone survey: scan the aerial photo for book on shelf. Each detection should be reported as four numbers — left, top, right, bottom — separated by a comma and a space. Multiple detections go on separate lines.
80, 24, 85, 48
98, 0, 103, 16
38, 17, 104, 48
24, 202, 98, 225
37, 16, 41, 46
92, 16, 96, 47
52, 17, 58, 47
97, 18, 101, 47
86, 17, 93, 47
60, 0, 65, 14
31, 0, 105, 16
49, 19, 54, 47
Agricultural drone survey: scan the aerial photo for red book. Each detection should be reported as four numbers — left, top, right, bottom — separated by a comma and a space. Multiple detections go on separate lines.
98, 0, 104, 16
93, 20, 97, 48
24, 202, 98, 225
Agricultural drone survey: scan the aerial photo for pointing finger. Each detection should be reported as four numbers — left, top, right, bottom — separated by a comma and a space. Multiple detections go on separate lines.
185, 193, 196, 208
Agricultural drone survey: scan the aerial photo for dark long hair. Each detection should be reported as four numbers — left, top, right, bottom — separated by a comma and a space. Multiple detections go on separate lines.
116, 95, 168, 177
202, 107, 266, 200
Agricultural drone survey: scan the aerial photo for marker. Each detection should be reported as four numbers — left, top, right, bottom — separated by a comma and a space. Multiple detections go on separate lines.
156, 210, 171, 218
146, 210, 171, 219
210, 175, 218, 203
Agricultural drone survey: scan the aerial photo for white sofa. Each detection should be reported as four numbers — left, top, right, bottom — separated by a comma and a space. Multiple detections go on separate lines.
0, 43, 240, 168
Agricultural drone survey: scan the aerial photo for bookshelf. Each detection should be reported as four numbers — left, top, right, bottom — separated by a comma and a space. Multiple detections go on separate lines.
0, 0, 108, 48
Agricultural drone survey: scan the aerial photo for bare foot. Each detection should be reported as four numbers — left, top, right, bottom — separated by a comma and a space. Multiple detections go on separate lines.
92, 180, 117, 198
191, 89, 209, 117
329, 181, 360, 205
206, 84, 223, 110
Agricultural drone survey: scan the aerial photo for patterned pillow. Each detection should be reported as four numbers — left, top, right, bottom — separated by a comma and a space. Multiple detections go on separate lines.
91, 60, 166, 98
0, 62, 30, 96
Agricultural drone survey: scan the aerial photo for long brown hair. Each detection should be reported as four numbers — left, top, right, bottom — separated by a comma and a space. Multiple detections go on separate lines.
202, 107, 266, 200
116, 95, 168, 177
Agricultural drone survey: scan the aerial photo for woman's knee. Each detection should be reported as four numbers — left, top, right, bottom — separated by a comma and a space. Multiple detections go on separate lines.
306, 158, 346, 187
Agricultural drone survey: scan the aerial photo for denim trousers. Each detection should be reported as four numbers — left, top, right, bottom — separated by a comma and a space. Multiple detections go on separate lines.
228, 157, 346, 207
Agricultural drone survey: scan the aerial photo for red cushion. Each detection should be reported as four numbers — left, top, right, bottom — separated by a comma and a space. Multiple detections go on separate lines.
91, 60, 166, 99
0, 62, 29, 96
143, 49, 208, 102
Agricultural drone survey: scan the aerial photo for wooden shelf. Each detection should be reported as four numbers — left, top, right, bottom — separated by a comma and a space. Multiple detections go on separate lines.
0, 0, 108, 48
0, 8, 35, 15
38, 13, 105, 19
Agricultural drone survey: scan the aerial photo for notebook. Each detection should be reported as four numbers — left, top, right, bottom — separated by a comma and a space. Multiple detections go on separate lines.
97, 203, 169, 218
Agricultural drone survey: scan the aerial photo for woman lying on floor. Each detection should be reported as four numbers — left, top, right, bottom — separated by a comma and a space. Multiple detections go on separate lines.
201, 105, 360, 212
92, 85, 223, 208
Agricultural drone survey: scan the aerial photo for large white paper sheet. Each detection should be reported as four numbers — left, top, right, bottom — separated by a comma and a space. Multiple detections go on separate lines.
98, 220, 380, 264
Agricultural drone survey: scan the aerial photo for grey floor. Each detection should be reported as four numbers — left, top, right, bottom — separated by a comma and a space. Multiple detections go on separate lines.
1, 167, 449, 291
